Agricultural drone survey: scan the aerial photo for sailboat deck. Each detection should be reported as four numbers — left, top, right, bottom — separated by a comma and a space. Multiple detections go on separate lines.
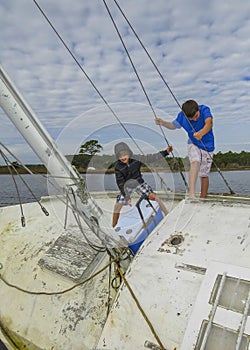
97, 197, 250, 350
0, 194, 249, 349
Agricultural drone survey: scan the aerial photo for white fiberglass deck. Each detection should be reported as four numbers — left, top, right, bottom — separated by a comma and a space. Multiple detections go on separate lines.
97, 198, 250, 350
0, 195, 249, 349
0, 196, 114, 349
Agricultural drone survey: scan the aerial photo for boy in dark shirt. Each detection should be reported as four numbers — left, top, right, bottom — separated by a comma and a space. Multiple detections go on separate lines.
112, 142, 172, 227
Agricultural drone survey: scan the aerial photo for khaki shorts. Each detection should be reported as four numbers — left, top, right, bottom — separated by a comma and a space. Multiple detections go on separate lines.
188, 144, 213, 177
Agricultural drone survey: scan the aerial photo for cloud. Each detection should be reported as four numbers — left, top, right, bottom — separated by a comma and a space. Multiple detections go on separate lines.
0, 0, 250, 163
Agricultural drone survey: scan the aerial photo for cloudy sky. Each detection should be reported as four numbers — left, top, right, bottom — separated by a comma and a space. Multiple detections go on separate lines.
1, 0, 250, 164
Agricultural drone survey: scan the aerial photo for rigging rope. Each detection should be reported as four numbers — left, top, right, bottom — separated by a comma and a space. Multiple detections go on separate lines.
103, 0, 188, 188
113, 0, 182, 110
0, 150, 25, 227
115, 263, 166, 350
111, 0, 235, 195
0, 142, 108, 230
32, 0, 234, 195
32, 0, 144, 156
102, 0, 188, 191
0, 141, 71, 206
32, 0, 175, 197
103, 1, 158, 121
0, 258, 117, 296
0, 148, 49, 217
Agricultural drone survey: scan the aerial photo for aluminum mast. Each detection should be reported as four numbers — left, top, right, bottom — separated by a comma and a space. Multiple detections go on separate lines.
0, 65, 123, 249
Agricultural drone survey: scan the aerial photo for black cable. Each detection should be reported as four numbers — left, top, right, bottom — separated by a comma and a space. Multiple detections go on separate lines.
112, 0, 234, 194
33, 0, 233, 194
0, 150, 25, 226
103, 0, 188, 189
32, 0, 175, 196
0, 141, 66, 205
32, 0, 144, 155
112, 0, 182, 110
103, 0, 158, 120
102, 0, 188, 191
0, 149, 49, 216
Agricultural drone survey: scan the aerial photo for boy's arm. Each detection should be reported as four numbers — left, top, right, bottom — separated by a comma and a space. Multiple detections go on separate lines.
155, 117, 176, 130
115, 169, 131, 199
115, 170, 126, 196
145, 146, 173, 163
193, 117, 213, 140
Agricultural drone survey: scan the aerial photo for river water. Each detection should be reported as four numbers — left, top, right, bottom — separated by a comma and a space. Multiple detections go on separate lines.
0, 170, 249, 207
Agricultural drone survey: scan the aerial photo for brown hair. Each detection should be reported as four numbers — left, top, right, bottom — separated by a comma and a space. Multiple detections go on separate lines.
182, 100, 199, 119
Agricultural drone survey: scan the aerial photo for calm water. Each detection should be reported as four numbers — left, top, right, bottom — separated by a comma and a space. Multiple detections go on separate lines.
0, 170, 249, 207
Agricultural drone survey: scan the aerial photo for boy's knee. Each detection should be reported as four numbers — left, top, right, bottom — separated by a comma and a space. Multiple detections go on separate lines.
148, 192, 156, 200
190, 160, 200, 166
114, 203, 122, 212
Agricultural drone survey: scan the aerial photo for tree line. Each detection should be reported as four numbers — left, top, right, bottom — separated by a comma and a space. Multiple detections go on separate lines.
1, 140, 250, 174
71, 143, 250, 172
70, 140, 250, 171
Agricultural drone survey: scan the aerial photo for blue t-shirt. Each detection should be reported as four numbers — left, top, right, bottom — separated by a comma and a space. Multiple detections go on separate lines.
173, 105, 214, 152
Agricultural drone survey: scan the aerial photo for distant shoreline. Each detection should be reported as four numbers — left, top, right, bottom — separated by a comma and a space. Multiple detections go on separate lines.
0, 165, 250, 175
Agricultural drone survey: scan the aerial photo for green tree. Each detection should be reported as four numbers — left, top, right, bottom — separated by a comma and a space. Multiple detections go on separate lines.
71, 154, 91, 169
79, 140, 103, 156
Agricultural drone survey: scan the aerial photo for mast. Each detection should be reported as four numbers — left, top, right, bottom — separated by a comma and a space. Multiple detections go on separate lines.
0, 65, 123, 249
0, 66, 81, 189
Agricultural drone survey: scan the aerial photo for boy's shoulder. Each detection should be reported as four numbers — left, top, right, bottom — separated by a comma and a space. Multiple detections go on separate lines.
199, 104, 212, 117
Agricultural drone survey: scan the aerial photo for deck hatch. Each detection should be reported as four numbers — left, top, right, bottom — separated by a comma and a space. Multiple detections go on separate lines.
210, 275, 250, 314
180, 262, 250, 350
195, 321, 249, 350
38, 229, 101, 281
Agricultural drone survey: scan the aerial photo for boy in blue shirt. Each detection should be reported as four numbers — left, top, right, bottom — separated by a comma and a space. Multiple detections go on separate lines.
155, 99, 214, 198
